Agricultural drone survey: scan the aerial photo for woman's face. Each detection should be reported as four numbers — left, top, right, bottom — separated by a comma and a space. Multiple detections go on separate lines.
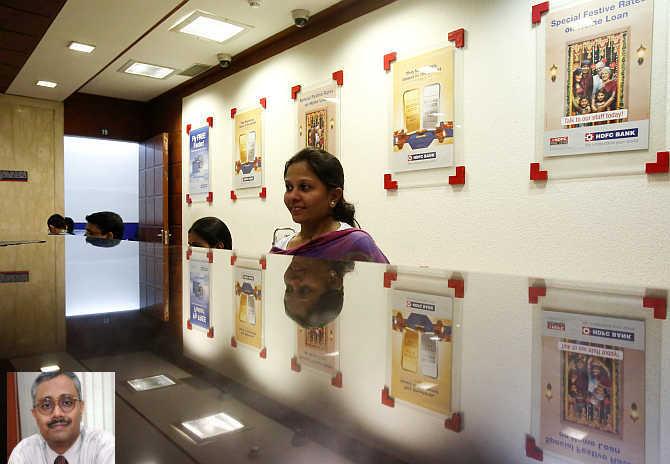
283, 257, 340, 323
596, 91, 606, 102
188, 231, 210, 248
601, 69, 611, 81
284, 161, 340, 226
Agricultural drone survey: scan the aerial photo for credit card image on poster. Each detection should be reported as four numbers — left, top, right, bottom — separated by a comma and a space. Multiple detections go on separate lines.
239, 133, 247, 163
402, 88, 420, 133
401, 328, 419, 373
246, 131, 256, 162
422, 83, 440, 130
420, 331, 438, 379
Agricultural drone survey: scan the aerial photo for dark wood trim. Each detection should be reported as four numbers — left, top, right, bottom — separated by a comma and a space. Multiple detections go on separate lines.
150, 0, 398, 104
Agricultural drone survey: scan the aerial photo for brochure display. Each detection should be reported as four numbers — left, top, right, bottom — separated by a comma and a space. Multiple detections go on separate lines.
296, 321, 340, 378
188, 125, 211, 198
296, 81, 340, 156
390, 47, 455, 173
233, 107, 263, 189
188, 252, 211, 331
233, 266, 263, 350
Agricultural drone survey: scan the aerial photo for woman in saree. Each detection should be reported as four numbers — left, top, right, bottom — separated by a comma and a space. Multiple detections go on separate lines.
270, 148, 388, 263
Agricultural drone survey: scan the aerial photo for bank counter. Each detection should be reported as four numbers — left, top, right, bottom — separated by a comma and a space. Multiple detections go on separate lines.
1, 236, 667, 464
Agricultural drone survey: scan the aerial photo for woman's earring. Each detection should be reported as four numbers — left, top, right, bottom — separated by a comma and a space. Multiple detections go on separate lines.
330, 201, 336, 207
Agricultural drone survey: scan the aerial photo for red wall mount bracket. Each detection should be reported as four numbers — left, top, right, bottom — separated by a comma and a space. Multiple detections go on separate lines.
530, 162, 548, 181
381, 386, 395, 407
331, 371, 343, 388
259, 257, 267, 270
230, 108, 237, 119
642, 296, 667, 320
259, 347, 267, 359
291, 85, 301, 100
259, 97, 267, 109
186, 247, 192, 260
384, 173, 398, 190
207, 327, 214, 338
230, 254, 238, 266
449, 166, 466, 185
186, 123, 192, 134
645, 151, 669, 174
532, 2, 550, 25
526, 435, 544, 461
529, 286, 547, 304
447, 28, 465, 48
291, 356, 301, 372
383, 271, 398, 288
448, 279, 464, 298
186, 320, 192, 330
332, 70, 343, 86
259, 187, 267, 199
186, 194, 192, 205
206, 192, 213, 203
444, 412, 463, 432
383, 52, 397, 71
206, 250, 213, 263
230, 336, 237, 348
230, 190, 237, 201
206, 116, 213, 127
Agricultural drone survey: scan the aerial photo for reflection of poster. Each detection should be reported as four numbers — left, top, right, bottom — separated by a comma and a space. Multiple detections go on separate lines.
297, 82, 339, 156
391, 48, 454, 173
233, 108, 263, 189
390, 289, 453, 415
189, 258, 210, 329
543, 0, 653, 156
234, 267, 263, 349
189, 126, 210, 195
297, 322, 338, 376
540, 310, 645, 464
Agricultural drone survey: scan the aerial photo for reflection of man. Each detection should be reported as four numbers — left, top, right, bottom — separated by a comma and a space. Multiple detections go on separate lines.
8, 371, 115, 464
85, 211, 124, 240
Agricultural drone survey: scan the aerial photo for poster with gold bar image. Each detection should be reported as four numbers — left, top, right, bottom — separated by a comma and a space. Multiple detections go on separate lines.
234, 107, 263, 189
391, 47, 454, 173
233, 266, 263, 350
390, 289, 453, 415
297, 81, 339, 156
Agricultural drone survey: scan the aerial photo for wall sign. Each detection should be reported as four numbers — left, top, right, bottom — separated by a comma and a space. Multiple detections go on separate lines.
0, 170, 28, 181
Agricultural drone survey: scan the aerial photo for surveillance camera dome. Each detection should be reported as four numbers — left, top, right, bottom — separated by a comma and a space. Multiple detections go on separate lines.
217, 53, 232, 69
291, 9, 310, 28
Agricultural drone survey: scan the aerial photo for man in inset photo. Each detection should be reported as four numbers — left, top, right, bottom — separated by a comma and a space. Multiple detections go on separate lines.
8, 371, 115, 464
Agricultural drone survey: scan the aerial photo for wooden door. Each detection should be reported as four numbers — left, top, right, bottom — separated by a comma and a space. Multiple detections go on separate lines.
138, 133, 169, 321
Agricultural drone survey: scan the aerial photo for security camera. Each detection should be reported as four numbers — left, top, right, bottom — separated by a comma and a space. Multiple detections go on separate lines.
217, 53, 232, 68
291, 9, 310, 28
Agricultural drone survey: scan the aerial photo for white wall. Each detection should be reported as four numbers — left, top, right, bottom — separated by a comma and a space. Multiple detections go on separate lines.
181, 0, 670, 289
64, 136, 139, 224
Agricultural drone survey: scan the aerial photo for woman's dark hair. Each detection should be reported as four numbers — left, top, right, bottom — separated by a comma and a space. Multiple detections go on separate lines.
47, 214, 67, 229
284, 148, 358, 227
64, 217, 75, 234
189, 217, 232, 249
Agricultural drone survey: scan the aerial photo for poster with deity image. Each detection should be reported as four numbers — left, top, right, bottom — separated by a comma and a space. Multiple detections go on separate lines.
297, 81, 339, 156
390, 47, 454, 173
233, 266, 263, 349
389, 289, 453, 415
296, 322, 339, 377
540, 310, 645, 464
233, 107, 263, 189
543, 0, 653, 156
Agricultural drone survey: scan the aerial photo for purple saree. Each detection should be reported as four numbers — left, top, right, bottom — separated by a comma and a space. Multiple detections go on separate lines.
270, 228, 389, 263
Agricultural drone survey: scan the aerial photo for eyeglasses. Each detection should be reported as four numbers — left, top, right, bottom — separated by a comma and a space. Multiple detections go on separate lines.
34, 395, 81, 415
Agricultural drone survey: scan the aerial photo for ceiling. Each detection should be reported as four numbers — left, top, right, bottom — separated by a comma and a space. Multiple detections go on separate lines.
2, 0, 341, 102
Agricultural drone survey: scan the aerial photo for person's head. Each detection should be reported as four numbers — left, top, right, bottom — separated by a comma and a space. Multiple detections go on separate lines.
595, 89, 607, 103
600, 67, 612, 81
64, 217, 75, 235
579, 97, 590, 109
85, 211, 124, 239
581, 60, 591, 73
283, 148, 356, 227
188, 217, 232, 249
47, 214, 67, 235
283, 256, 354, 328
573, 68, 583, 83
595, 61, 605, 73
31, 371, 84, 453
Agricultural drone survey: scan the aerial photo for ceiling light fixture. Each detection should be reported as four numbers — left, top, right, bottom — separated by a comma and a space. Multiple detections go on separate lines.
120, 60, 175, 79
68, 41, 96, 53
36, 80, 57, 88
170, 10, 248, 43
40, 365, 60, 372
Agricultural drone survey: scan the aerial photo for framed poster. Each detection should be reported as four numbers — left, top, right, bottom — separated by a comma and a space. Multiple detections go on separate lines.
543, 0, 654, 157
389, 289, 453, 415
188, 126, 210, 197
189, 255, 211, 330
540, 310, 645, 463
297, 81, 340, 156
233, 107, 263, 189
390, 47, 455, 173
233, 266, 263, 350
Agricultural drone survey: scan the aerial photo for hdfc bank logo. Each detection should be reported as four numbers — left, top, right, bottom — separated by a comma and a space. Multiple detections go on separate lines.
585, 133, 594, 142
549, 136, 568, 146
582, 327, 591, 335
547, 321, 565, 331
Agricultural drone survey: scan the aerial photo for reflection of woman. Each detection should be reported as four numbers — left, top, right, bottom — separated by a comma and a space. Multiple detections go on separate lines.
283, 256, 354, 328
270, 148, 388, 263
188, 217, 232, 249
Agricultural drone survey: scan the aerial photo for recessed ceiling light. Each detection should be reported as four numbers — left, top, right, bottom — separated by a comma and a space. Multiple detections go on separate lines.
36, 80, 57, 88
127, 374, 176, 391
68, 41, 96, 53
40, 365, 60, 372
177, 412, 244, 442
171, 10, 248, 43
120, 61, 175, 79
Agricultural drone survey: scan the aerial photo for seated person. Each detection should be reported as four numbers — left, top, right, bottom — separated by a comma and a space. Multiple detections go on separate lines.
8, 371, 114, 464
64, 217, 75, 235
84, 212, 124, 240
47, 214, 68, 235
188, 217, 233, 249
270, 148, 388, 263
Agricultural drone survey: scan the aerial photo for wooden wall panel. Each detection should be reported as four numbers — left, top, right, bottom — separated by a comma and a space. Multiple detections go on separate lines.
64, 93, 148, 142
